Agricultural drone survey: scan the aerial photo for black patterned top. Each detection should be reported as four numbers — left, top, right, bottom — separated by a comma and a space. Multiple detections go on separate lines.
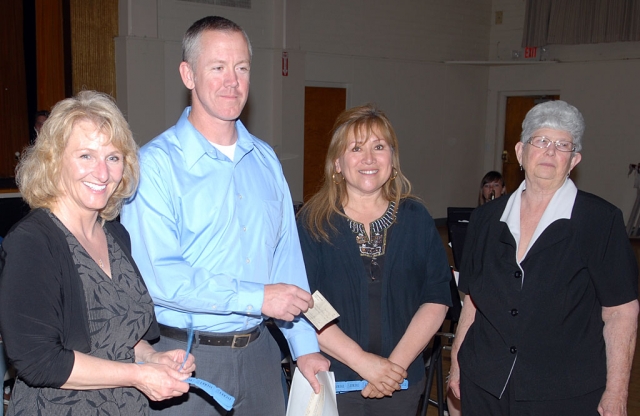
347, 201, 395, 355
348, 201, 396, 260
6, 213, 155, 416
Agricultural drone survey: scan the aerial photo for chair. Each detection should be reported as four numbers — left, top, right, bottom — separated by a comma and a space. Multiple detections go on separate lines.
420, 208, 471, 415
420, 267, 462, 416
446, 207, 474, 271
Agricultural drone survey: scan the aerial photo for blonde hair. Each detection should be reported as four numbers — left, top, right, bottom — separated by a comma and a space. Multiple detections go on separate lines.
299, 104, 412, 242
16, 90, 139, 221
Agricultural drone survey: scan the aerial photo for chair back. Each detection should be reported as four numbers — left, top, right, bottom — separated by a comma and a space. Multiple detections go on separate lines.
446, 267, 462, 324
446, 207, 473, 271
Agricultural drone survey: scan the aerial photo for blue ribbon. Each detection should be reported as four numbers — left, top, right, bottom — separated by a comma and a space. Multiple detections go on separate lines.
335, 379, 408, 394
170, 319, 236, 411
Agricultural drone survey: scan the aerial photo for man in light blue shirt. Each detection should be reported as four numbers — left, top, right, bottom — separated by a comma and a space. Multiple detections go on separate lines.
121, 16, 329, 415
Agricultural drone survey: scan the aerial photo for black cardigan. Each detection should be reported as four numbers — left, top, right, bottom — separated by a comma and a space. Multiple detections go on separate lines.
458, 191, 638, 400
297, 198, 452, 384
0, 208, 159, 387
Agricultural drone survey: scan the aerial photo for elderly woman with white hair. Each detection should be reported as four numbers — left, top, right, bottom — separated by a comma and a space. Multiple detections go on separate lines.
448, 100, 638, 416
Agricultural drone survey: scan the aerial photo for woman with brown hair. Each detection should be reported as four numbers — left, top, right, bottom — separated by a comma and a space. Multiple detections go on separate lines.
297, 104, 452, 415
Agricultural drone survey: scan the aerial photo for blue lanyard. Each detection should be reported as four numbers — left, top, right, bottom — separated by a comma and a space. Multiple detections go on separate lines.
182, 322, 235, 411
335, 379, 408, 394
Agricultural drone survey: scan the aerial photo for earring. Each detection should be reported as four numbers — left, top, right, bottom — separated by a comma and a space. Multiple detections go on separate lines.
519, 164, 523, 171
390, 167, 398, 181
332, 172, 343, 184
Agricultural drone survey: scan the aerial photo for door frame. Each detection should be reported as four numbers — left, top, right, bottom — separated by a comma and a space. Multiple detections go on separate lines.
302, 81, 350, 202
492, 89, 561, 172
305, 81, 352, 101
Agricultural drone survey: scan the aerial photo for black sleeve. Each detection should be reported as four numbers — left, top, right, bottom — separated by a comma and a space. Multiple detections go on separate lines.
588, 207, 639, 306
0, 226, 75, 388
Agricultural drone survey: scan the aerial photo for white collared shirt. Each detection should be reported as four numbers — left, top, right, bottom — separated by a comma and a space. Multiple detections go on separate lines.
500, 178, 578, 269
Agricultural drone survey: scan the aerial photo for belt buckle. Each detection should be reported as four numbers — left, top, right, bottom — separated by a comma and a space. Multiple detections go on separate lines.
231, 334, 251, 348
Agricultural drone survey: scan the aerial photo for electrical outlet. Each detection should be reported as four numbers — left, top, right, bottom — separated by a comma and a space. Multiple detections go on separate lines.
495, 11, 503, 25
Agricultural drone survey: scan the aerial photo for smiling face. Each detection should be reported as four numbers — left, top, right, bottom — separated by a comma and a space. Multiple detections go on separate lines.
56, 120, 124, 217
335, 128, 393, 200
180, 30, 251, 132
516, 127, 581, 190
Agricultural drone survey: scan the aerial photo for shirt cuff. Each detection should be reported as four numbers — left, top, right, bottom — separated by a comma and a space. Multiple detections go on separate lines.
237, 281, 265, 316
284, 319, 320, 360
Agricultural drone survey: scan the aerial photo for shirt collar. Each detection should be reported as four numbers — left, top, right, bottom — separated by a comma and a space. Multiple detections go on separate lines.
500, 178, 577, 261
177, 107, 255, 169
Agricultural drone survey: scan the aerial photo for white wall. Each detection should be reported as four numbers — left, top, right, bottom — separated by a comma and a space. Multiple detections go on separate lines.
116, 0, 640, 221
486, 0, 640, 222
484, 60, 640, 220
117, 0, 493, 218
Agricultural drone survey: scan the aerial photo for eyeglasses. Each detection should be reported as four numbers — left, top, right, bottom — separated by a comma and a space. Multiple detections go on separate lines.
527, 136, 576, 152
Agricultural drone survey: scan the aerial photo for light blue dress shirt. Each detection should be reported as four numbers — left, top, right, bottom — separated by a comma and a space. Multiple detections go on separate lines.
120, 107, 319, 359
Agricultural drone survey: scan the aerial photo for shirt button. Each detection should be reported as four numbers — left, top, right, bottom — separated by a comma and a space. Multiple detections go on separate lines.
510, 346, 517, 354
212, 305, 217, 310
243, 226, 247, 232
246, 258, 250, 263
510, 309, 518, 316
238, 194, 243, 199
514, 270, 522, 278
247, 305, 253, 312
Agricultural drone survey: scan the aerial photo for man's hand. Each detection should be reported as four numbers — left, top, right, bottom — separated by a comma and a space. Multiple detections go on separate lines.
263, 283, 314, 321
296, 352, 331, 394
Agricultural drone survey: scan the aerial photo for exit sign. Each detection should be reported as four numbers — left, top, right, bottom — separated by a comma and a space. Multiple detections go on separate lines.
524, 47, 538, 59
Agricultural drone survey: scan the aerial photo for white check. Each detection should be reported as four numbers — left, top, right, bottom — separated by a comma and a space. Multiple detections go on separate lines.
304, 291, 340, 330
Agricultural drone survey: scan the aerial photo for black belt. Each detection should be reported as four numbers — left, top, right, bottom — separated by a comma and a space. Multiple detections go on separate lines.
159, 324, 261, 348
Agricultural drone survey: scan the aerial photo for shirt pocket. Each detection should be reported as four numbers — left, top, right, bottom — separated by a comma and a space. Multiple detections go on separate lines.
261, 200, 283, 248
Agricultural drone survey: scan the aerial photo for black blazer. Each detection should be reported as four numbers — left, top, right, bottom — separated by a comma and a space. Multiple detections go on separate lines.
458, 190, 638, 400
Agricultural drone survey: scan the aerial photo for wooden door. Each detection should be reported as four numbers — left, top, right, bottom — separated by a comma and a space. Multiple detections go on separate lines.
0, 0, 29, 180
303, 86, 346, 202
502, 95, 559, 193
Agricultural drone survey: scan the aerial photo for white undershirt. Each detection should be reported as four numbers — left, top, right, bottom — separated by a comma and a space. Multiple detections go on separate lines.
211, 141, 237, 161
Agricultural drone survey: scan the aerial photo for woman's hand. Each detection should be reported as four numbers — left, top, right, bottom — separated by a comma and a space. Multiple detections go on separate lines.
447, 364, 461, 400
145, 349, 196, 373
447, 294, 477, 402
315, 324, 405, 397
132, 340, 196, 401
353, 352, 406, 397
597, 390, 627, 416
361, 382, 384, 399
135, 341, 196, 373
133, 362, 191, 401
